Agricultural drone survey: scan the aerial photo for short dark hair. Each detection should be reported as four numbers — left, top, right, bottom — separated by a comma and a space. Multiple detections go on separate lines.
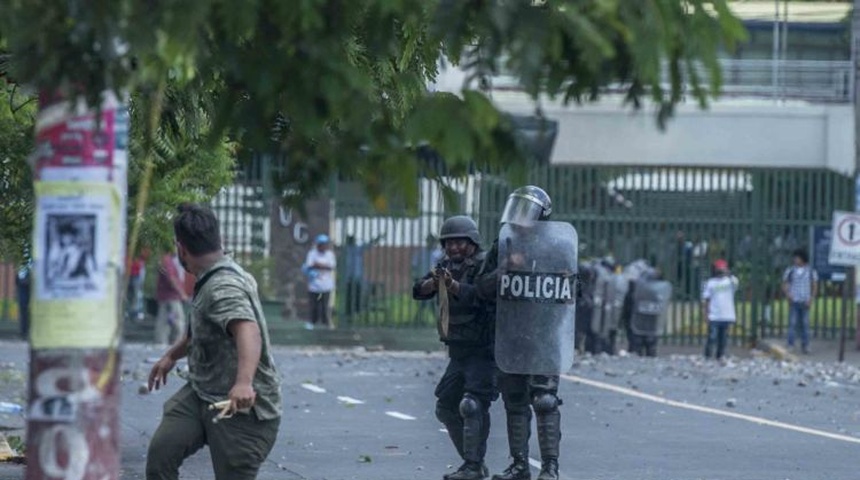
792, 248, 809, 264
173, 203, 222, 255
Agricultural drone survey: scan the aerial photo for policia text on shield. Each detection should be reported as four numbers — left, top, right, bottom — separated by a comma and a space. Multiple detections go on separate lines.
481, 186, 575, 480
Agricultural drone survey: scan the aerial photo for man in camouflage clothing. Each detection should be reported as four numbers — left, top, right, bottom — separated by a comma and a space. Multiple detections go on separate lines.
146, 203, 282, 480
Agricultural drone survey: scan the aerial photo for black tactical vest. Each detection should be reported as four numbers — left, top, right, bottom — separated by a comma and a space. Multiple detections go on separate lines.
440, 251, 493, 351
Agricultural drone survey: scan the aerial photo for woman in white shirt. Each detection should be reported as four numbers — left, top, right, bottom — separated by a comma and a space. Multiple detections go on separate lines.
702, 259, 739, 360
303, 234, 336, 329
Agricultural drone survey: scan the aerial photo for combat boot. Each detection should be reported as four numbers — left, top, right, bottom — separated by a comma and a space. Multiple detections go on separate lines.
491, 455, 530, 480
445, 461, 487, 480
536, 458, 558, 480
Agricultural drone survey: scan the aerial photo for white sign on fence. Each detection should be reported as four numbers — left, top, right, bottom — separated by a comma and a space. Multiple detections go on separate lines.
828, 210, 860, 266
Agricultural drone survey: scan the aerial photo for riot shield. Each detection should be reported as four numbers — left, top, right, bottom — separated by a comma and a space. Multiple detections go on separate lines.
495, 221, 577, 375
623, 259, 651, 282
590, 267, 629, 336
588, 265, 610, 337
629, 279, 672, 337
606, 273, 630, 332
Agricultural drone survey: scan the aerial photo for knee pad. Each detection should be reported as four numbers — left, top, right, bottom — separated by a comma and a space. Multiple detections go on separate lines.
531, 392, 559, 415
459, 394, 482, 419
436, 403, 459, 425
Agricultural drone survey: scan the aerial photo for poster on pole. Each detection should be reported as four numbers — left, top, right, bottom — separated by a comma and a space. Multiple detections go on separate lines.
30, 183, 121, 349
827, 211, 860, 266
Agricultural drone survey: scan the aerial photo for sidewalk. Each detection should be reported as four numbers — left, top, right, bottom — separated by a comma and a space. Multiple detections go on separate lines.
651, 337, 860, 366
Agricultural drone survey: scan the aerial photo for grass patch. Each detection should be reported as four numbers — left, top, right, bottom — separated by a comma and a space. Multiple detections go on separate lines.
0, 299, 18, 322
336, 292, 436, 328
668, 296, 855, 341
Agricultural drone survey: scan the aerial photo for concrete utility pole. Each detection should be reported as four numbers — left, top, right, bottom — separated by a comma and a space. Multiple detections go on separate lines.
25, 90, 128, 479
847, 0, 860, 362
853, 0, 860, 183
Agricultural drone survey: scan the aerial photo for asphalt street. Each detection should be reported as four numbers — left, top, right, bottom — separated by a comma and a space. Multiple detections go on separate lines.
1, 341, 860, 480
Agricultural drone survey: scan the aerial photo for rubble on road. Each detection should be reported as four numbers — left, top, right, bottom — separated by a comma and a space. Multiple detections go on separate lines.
0, 433, 24, 464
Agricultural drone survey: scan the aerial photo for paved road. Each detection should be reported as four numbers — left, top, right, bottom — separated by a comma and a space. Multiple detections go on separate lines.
2, 341, 859, 479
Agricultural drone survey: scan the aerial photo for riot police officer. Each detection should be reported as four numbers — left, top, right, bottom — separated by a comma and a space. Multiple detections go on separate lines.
481, 186, 566, 480
588, 256, 628, 356
621, 260, 672, 357
15, 260, 31, 339
413, 215, 496, 480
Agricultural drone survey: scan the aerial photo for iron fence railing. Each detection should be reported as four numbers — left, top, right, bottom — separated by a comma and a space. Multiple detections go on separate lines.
333, 165, 856, 348
490, 59, 853, 103
2, 165, 855, 347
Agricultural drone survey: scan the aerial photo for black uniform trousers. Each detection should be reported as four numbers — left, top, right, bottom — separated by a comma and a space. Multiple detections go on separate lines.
435, 347, 498, 463
435, 349, 498, 407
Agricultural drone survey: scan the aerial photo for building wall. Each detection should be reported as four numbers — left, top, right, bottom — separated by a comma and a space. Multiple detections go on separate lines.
494, 93, 855, 175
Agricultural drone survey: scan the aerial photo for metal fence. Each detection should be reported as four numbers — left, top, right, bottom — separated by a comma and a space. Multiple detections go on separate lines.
491, 59, 854, 103
2, 164, 854, 347
210, 161, 275, 297
333, 165, 856, 346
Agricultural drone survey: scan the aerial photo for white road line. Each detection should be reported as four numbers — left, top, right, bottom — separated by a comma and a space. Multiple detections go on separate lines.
301, 383, 327, 394
337, 396, 365, 405
385, 411, 417, 421
562, 373, 860, 445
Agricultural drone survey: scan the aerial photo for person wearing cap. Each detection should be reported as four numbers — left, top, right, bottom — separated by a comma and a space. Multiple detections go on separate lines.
413, 215, 496, 480
702, 259, 739, 360
303, 234, 336, 329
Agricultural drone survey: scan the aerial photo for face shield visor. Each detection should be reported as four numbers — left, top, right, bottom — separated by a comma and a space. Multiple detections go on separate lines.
500, 195, 545, 227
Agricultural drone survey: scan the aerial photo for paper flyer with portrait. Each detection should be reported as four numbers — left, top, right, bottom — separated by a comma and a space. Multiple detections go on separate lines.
30, 182, 121, 349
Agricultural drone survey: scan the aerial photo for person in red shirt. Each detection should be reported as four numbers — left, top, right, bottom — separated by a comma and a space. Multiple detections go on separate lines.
127, 247, 150, 322
155, 248, 189, 345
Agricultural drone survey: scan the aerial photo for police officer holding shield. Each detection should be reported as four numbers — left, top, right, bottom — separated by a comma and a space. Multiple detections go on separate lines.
480, 186, 577, 480
624, 264, 672, 357
413, 216, 497, 480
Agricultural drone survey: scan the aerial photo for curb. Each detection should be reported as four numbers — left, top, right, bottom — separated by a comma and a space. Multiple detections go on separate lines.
757, 339, 799, 362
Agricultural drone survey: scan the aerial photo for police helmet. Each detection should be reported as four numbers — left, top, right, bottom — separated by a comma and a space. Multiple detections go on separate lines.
500, 185, 552, 226
600, 255, 617, 271
439, 216, 482, 248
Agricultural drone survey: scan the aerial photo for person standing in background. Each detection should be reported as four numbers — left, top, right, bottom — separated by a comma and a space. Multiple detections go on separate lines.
343, 233, 384, 317
303, 234, 336, 329
702, 259, 738, 361
15, 259, 32, 339
155, 247, 188, 346
127, 247, 151, 322
782, 248, 818, 354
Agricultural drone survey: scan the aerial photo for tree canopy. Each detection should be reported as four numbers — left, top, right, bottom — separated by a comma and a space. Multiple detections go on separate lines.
0, 0, 747, 259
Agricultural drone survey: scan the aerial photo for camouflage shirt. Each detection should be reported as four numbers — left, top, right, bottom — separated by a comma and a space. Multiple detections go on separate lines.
188, 256, 282, 420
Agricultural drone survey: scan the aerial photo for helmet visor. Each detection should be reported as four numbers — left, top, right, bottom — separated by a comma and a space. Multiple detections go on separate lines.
500, 196, 544, 226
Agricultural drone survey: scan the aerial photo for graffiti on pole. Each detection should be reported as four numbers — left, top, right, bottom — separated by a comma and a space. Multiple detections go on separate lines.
26, 91, 126, 480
